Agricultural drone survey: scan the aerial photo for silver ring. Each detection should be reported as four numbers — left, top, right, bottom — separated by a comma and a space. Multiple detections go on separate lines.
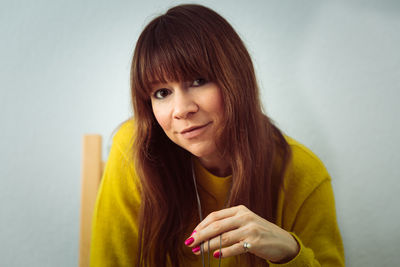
243, 242, 251, 252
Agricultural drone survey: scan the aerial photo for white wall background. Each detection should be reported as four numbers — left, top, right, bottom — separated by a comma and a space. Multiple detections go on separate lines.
1, 0, 399, 266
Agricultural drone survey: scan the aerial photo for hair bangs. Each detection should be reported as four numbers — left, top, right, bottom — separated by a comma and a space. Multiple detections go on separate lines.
136, 17, 215, 95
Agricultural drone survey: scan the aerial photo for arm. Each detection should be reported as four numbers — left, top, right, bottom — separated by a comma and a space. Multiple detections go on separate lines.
269, 179, 344, 266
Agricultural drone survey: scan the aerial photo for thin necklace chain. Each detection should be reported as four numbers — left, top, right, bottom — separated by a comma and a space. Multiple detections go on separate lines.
191, 160, 223, 267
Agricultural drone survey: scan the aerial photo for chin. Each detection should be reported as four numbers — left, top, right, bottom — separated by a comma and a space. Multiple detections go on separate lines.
185, 145, 216, 159
175, 138, 217, 158
189, 150, 206, 158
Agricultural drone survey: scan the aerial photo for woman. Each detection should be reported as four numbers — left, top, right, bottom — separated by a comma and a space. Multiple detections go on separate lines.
90, 4, 344, 267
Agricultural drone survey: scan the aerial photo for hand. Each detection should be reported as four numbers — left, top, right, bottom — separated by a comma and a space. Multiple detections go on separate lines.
184, 205, 299, 263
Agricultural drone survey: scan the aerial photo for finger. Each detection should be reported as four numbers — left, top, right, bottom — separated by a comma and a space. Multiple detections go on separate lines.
191, 216, 242, 247
192, 228, 244, 255
190, 234, 222, 255
195, 205, 245, 230
192, 236, 223, 256
214, 241, 249, 258
192, 207, 255, 248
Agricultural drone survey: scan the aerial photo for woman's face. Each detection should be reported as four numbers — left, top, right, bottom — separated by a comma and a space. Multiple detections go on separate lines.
150, 79, 224, 160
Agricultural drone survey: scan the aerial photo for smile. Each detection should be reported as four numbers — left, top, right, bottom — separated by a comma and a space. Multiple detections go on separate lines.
180, 122, 212, 139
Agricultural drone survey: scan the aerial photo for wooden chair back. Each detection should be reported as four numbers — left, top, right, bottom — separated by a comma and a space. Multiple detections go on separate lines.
79, 135, 105, 267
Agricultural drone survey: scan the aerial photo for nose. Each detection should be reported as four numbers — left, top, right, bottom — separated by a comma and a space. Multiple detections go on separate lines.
173, 91, 198, 119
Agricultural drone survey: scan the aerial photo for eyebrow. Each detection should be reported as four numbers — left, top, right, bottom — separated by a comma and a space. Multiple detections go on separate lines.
149, 81, 167, 89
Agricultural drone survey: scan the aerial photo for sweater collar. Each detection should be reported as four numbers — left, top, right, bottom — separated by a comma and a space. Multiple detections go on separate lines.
193, 158, 232, 202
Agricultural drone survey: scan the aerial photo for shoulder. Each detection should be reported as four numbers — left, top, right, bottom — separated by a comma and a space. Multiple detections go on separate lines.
282, 136, 331, 196
110, 118, 135, 161
98, 118, 140, 202
275, 136, 333, 228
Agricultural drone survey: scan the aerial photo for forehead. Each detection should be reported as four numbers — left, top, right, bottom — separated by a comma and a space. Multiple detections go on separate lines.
137, 29, 215, 87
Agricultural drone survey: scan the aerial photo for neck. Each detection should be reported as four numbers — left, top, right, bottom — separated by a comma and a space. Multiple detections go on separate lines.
197, 154, 231, 177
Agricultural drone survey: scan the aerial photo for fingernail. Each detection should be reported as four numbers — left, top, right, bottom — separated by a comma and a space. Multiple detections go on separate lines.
192, 246, 200, 253
213, 251, 221, 258
192, 230, 197, 235
185, 237, 194, 246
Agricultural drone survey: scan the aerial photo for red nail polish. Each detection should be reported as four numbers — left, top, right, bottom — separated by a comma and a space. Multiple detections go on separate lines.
185, 237, 194, 246
192, 246, 200, 253
192, 230, 197, 235
213, 251, 221, 258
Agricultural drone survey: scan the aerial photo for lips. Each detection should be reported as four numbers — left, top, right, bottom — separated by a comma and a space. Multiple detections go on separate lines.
181, 123, 209, 134
180, 122, 211, 139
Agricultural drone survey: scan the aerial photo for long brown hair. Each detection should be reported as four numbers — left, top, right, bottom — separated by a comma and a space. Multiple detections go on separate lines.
130, 4, 291, 266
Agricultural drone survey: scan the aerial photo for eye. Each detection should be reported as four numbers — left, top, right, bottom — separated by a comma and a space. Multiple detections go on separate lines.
191, 78, 207, 87
153, 88, 171, 99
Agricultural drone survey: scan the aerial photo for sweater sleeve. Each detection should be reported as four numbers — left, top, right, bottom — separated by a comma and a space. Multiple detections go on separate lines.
90, 123, 141, 267
269, 137, 345, 266
269, 179, 344, 266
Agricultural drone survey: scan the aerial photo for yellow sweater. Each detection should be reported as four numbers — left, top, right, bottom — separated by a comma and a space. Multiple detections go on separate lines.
90, 120, 344, 266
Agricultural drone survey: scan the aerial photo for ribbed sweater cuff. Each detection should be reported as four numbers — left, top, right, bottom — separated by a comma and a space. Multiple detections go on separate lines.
267, 233, 315, 266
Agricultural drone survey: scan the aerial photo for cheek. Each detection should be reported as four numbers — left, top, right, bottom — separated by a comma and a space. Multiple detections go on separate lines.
152, 105, 166, 128
207, 90, 224, 116
152, 105, 170, 131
